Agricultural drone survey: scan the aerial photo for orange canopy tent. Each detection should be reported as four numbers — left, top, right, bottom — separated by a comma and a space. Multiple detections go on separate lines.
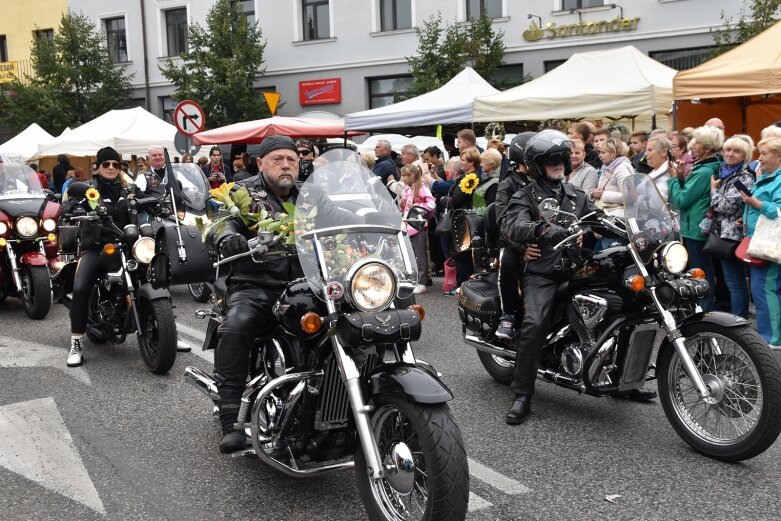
673, 20, 781, 138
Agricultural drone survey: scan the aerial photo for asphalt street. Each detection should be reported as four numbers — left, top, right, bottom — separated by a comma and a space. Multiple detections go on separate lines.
2, 282, 781, 521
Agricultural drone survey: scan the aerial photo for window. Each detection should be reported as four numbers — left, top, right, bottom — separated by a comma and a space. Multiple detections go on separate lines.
302, 0, 330, 40
380, 0, 411, 31
231, 0, 256, 26
544, 59, 566, 73
368, 75, 413, 108
161, 96, 177, 125
466, 0, 502, 20
650, 47, 715, 71
0, 35, 7, 62
165, 8, 188, 57
488, 64, 525, 90
562, 0, 604, 9
33, 29, 54, 41
105, 17, 127, 63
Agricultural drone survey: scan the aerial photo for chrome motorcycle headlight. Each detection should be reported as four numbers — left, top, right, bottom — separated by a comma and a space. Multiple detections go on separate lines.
348, 261, 396, 312
132, 237, 156, 264
0, 221, 8, 236
660, 241, 688, 274
15, 216, 38, 238
42, 218, 57, 232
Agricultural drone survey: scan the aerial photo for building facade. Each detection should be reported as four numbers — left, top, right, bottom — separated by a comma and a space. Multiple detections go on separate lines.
63, 0, 743, 121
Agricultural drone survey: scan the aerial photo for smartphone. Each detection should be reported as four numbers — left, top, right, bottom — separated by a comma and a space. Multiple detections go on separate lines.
667, 150, 674, 162
734, 180, 751, 195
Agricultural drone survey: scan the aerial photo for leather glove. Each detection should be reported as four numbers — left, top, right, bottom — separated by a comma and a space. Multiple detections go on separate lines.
538, 223, 569, 245
219, 233, 249, 257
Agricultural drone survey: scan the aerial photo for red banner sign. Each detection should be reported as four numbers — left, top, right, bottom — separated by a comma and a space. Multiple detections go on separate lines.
299, 78, 341, 106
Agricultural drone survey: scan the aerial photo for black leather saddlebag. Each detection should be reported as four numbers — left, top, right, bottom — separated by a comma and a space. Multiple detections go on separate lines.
150, 222, 214, 289
458, 272, 501, 340
335, 309, 422, 347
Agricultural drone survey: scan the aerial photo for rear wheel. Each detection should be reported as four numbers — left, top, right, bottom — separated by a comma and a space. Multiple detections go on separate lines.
137, 298, 177, 374
477, 350, 514, 385
188, 282, 212, 303
20, 265, 51, 319
658, 323, 781, 461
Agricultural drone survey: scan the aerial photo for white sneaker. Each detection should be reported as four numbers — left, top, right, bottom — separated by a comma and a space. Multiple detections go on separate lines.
67, 337, 83, 367
413, 284, 428, 294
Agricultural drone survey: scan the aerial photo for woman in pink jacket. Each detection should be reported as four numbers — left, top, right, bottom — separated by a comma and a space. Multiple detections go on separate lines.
400, 164, 436, 294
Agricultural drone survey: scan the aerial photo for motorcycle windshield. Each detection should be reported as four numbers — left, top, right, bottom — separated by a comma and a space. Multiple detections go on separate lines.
0, 161, 44, 199
172, 163, 209, 213
295, 148, 418, 301
621, 173, 681, 263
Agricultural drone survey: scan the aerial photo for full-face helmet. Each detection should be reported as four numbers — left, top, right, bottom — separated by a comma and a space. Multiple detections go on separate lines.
524, 129, 573, 184
508, 132, 536, 168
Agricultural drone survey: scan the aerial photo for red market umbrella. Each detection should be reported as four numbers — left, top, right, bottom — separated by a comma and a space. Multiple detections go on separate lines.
192, 116, 363, 144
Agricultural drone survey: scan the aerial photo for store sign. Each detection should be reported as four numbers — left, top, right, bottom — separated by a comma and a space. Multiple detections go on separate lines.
299, 78, 341, 106
523, 16, 640, 42
0, 62, 19, 84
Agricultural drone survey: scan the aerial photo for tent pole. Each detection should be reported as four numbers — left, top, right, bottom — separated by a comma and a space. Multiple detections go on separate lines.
652, 114, 657, 130
741, 97, 748, 134
672, 102, 678, 131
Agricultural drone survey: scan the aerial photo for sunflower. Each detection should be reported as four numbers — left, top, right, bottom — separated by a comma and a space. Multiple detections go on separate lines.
459, 173, 479, 195
85, 187, 101, 209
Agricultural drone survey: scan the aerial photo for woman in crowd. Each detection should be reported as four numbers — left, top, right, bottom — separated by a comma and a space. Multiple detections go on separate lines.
399, 164, 436, 294
476, 148, 502, 208
231, 157, 251, 182
61, 167, 86, 201
668, 125, 723, 311
486, 139, 510, 180
591, 138, 633, 214
422, 146, 445, 178
566, 140, 598, 194
181, 153, 193, 164
740, 137, 781, 348
707, 135, 756, 318
644, 134, 673, 201
671, 134, 694, 178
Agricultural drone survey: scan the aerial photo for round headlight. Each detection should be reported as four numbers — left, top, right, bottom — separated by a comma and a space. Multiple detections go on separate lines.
42, 218, 57, 232
349, 261, 396, 312
660, 241, 688, 274
16, 216, 38, 238
132, 237, 156, 264
0, 221, 8, 235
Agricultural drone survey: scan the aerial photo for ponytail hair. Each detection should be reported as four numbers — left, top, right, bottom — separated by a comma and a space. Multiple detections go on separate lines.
401, 164, 423, 203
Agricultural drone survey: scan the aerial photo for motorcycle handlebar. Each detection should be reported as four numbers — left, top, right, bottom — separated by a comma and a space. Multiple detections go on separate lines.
212, 234, 281, 268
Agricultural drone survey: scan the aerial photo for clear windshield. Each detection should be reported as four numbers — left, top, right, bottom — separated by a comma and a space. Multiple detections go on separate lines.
0, 161, 44, 199
172, 163, 209, 213
295, 148, 418, 301
622, 173, 681, 263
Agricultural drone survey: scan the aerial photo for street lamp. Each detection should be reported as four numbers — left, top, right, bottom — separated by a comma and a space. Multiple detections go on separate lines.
527, 13, 543, 27
610, 3, 624, 19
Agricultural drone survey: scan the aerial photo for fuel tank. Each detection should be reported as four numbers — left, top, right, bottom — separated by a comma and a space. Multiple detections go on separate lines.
569, 246, 633, 292
273, 278, 330, 336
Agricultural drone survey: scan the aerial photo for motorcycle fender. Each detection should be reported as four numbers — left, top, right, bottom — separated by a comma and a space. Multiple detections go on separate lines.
367, 362, 454, 404
677, 311, 751, 330
20, 251, 48, 267
137, 283, 171, 302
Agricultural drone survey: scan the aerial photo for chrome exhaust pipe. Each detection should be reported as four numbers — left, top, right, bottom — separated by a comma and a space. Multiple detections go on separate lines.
184, 366, 220, 401
536, 369, 586, 392
464, 333, 516, 360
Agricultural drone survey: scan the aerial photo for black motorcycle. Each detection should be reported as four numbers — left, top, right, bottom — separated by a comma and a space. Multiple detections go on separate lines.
185, 152, 469, 521
53, 194, 178, 374
458, 173, 781, 462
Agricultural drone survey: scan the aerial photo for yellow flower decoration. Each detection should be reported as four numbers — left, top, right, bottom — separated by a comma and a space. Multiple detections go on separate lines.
459, 173, 479, 195
85, 187, 101, 209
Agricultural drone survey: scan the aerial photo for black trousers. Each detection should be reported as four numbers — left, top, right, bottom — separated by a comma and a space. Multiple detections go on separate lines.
70, 251, 115, 334
498, 247, 522, 316
510, 275, 559, 396
214, 284, 279, 403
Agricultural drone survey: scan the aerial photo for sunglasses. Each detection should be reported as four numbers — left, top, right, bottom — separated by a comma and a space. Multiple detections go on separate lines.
298, 149, 313, 156
101, 161, 121, 169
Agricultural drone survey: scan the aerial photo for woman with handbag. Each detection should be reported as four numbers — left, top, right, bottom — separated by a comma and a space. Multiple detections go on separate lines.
705, 135, 756, 317
740, 137, 781, 348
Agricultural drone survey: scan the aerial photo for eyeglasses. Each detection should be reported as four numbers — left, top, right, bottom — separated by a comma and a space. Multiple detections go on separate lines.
298, 149, 313, 156
101, 161, 121, 169
269, 155, 298, 166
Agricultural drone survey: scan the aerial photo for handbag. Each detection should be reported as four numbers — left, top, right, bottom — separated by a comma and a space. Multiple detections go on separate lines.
434, 199, 453, 237
746, 209, 781, 263
703, 231, 739, 261
735, 236, 768, 267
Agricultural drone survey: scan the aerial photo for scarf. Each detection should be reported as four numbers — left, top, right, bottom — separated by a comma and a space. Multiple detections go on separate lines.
604, 155, 631, 174
719, 161, 743, 180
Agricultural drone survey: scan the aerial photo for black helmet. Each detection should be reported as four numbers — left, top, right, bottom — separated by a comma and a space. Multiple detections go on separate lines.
508, 132, 536, 167
524, 129, 573, 183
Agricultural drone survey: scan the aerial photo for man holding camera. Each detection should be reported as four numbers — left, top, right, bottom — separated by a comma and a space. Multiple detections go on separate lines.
203, 146, 233, 188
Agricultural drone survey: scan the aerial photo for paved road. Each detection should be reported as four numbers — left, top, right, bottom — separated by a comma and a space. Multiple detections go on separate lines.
2, 283, 781, 520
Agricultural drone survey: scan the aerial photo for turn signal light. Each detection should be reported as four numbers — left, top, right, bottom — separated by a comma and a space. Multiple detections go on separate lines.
408, 304, 426, 320
47, 233, 56, 243
688, 268, 706, 279
0, 238, 6, 248
626, 274, 645, 292
301, 312, 323, 334
102, 243, 117, 255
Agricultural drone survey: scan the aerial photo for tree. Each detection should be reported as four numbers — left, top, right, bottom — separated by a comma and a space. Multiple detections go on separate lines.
406, 12, 505, 98
160, 0, 268, 129
712, 0, 781, 56
0, 11, 134, 135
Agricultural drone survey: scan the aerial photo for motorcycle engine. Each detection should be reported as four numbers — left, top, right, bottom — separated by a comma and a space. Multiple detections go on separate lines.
560, 343, 591, 378
560, 294, 610, 378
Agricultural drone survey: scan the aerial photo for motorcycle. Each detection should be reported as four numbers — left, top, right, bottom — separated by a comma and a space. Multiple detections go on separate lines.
0, 161, 61, 319
52, 186, 178, 374
184, 151, 469, 521
457, 173, 781, 462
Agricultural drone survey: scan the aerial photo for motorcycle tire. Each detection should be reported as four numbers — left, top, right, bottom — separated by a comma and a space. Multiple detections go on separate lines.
477, 350, 514, 385
85, 287, 108, 344
137, 298, 177, 375
658, 322, 781, 462
188, 283, 212, 303
20, 265, 51, 320
355, 395, 469, 521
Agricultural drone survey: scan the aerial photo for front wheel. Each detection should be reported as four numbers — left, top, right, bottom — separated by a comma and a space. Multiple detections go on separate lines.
137, 298, 177, 374
188, 283, 212, 303
477, 350, 514, 385
355, 395, 469, 521
20, 265, 51, 319
658, 323, 781, 461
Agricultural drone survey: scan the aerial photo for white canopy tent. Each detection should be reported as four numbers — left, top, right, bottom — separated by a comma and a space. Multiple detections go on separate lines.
0, 123, 55, 161
345, 67, 499, 130
473, 46, 677, 122
34, 107, 204, 159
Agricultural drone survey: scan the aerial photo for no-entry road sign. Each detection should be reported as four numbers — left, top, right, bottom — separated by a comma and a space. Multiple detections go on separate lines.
174, 100, 206, 137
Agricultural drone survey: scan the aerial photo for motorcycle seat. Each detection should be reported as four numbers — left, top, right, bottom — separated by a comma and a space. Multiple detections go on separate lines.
555, 281, 570, 299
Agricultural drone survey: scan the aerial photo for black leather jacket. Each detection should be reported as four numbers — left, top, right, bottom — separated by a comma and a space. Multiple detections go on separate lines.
495, 170, 533, 229
64, 176, 134, 252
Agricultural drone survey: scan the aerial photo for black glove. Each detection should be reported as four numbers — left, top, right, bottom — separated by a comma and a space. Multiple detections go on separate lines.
538, 223, 569, 245
219, 234, 249, 257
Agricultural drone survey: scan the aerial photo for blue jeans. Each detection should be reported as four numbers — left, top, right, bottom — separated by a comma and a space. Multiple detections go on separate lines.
750, 263, 781, 345
684, 238, 715, 311
720, 257, 749, 318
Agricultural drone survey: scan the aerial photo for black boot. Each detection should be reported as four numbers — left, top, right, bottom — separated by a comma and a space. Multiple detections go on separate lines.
610, 388, 657, 402
218, 399, 246, 453
506, 394, 532, 425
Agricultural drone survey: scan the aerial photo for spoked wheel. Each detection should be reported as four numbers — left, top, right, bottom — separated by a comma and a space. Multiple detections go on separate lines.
658, 323, 781, 461
188, 283, 212, 303
137, 298, 177, 374
355, 395, 469, 521
20, 265, 51, 319
477, 350, 514, 385
85, 286, 108, 344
